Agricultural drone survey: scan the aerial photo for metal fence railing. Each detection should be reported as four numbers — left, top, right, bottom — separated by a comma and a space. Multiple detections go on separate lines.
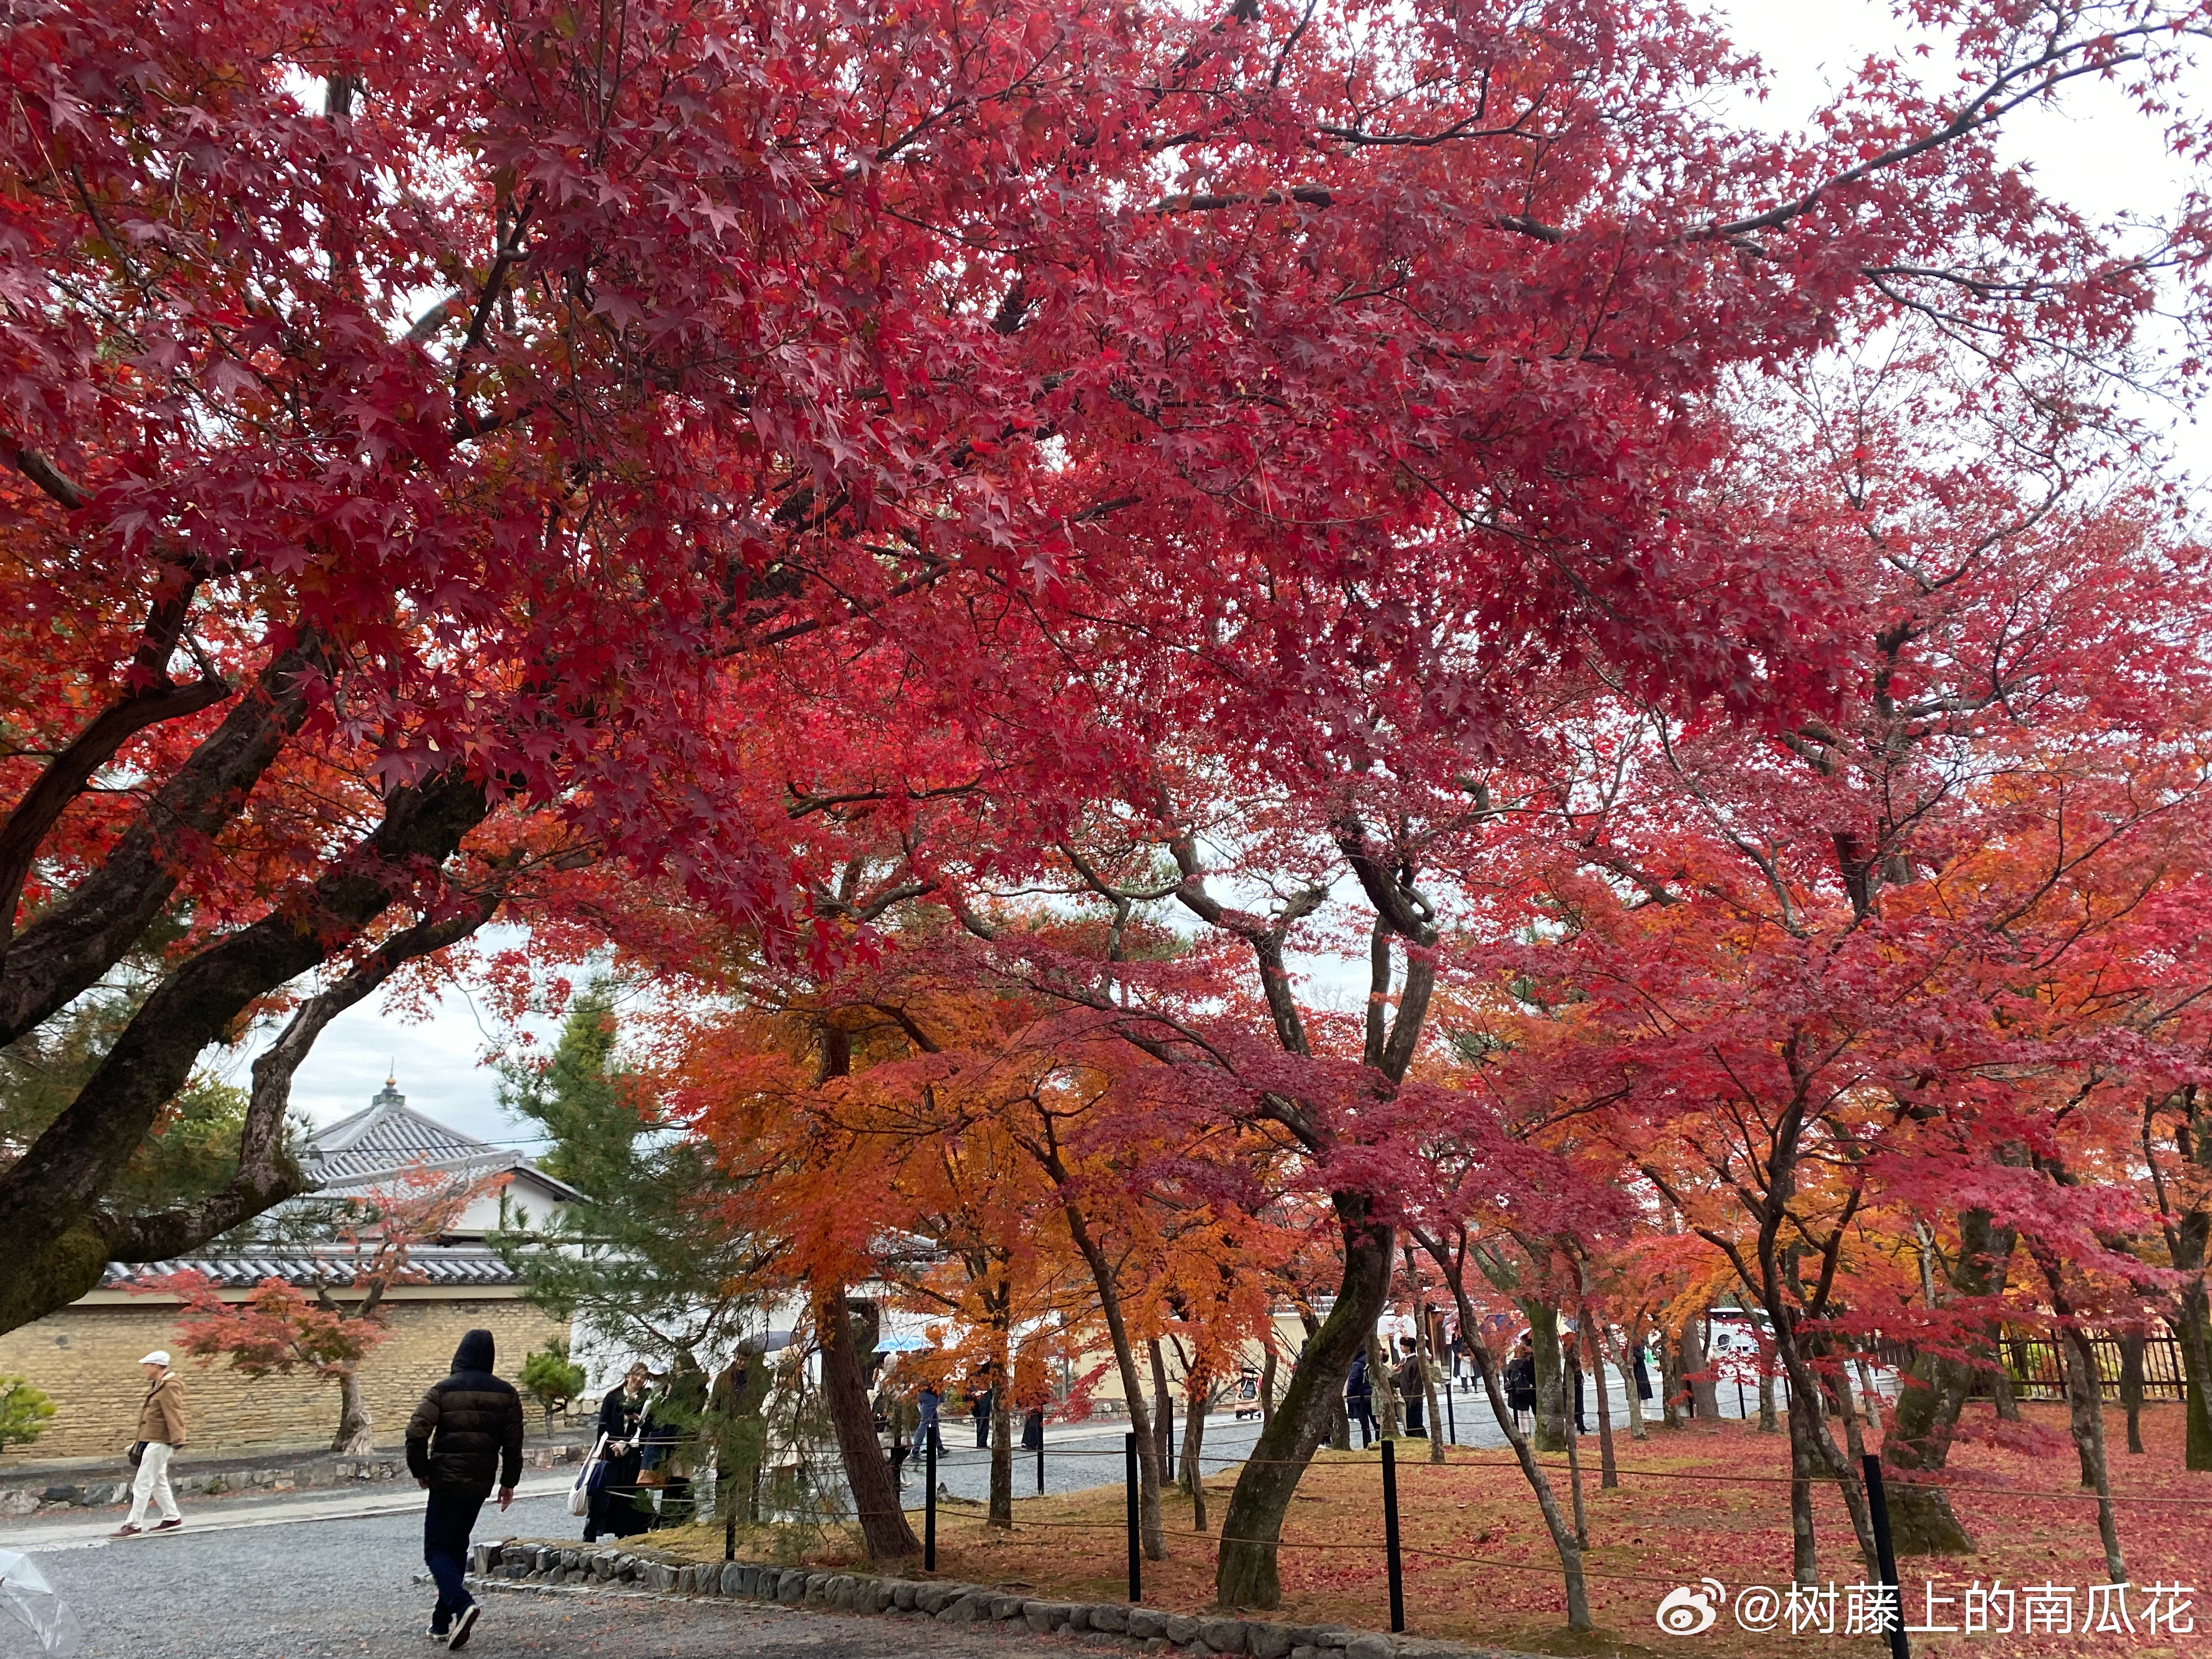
1870, 1331, 2192, 1404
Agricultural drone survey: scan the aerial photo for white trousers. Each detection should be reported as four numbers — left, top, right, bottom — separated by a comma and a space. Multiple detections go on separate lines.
127, 1441, 180, 1525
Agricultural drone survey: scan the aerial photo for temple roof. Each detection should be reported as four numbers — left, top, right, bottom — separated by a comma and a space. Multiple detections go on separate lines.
300, 1079, 583, 1203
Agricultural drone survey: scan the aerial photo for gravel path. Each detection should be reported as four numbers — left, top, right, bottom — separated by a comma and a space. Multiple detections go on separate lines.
4, 1486, 1085, 1659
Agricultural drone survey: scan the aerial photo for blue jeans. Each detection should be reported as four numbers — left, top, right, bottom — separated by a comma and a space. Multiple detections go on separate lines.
424, 1485, 489, 1630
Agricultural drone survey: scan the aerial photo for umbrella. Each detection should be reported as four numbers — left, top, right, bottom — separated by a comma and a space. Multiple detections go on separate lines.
0, 1551, 83, 1657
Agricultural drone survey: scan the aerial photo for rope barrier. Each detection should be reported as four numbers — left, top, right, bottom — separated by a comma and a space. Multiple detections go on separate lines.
908, 1437, 2211, 1501
1380, 1454, 2212, 1505
910, 1513, 1688, 1584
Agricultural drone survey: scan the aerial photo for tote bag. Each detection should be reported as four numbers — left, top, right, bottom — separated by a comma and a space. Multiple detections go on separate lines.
568, 1432, 609, 1517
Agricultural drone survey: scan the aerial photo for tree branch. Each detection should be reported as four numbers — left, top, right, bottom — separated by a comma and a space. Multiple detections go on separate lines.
1, 434, 87, 510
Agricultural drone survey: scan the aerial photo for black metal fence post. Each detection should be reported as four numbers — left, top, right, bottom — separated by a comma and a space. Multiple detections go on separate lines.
1125, 1432, 1142, 1603
924, 1440, 937, 1572
1381, 1438, 1405, 1634
1861, 1454, 1910, 1659
1444, 1378, 1457, 1446
1737, 1379, 1748, 1419
1037, 1421, 1046, 1496
1164, 1397, 1176, 1483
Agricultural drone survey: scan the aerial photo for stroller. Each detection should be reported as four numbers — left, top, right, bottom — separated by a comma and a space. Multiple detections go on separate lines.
1231, 1367, 1263, 1421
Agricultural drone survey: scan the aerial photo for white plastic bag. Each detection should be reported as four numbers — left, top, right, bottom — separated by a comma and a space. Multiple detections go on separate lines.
0, 1551, 83, 1657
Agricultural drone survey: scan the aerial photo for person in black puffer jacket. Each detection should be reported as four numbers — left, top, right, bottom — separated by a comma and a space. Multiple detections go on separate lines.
406, 1329, 523, 1649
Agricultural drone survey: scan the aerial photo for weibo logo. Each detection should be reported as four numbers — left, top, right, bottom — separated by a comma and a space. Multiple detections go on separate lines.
1655, 1580, 1725, 1635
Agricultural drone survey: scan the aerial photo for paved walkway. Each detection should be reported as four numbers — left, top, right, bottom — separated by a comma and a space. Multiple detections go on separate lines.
0, 1471, 579, 1555
0, 1386, 1708, 1656
4, 1365, 1715, 1554
5, 1482, 1087, 1658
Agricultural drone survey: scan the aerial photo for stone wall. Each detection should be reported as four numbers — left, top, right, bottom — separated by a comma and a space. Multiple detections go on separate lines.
461, 1544, 1524, 1659
0, 1291, 568, 1459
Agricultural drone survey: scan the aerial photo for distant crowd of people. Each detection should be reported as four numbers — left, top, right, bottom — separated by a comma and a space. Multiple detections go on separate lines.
870, 1355, 1049, 1489
572, 1344, 1052, 1548
1342, 1319, 1655, 1447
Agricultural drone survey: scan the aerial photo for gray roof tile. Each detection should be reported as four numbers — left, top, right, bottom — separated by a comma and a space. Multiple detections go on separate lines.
104, 1244, 526, 1290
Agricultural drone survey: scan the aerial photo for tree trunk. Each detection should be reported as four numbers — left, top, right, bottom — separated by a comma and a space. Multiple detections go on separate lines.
1778, 1336, 1881, 1579
2060, 1328, 2126, 1583
1059, 1200, 1167, 1560
1614, 1319, 1648, 1442
1528, 1304, 1567, 1451
1313, 1300, 1348, 1452
1659, 1327, 1684, 1429
1758, 1348, 1779, 1434
0, 765, 490, 1336
2151, 1092, 2211, 1469
2178, 1282, 2212, 1471
1735, 1210, 1882, 1582
333, 1367, 374, 1455
1883, 1351, 1977, 1556
1562, 1396, 1587, 1549
1854, 1358, 1883, 1435
1786, 1385, 1819, 1586
1215, 1193, 1393, 1611
1181, 1375, 1209, 1530
1831, 1364, 1868, 1465
1420, 1235, 1589, 1631
1259, 1333, 1278, 1433
1417, 1313, 1446, 1464
2119, 1330, 2146, 1454
1587, 1323, 1617, 1489
1148, 1339, 1175, 1483
814, 1280, 919, 1560
1883, 1207, 2015, 1554
1681, 1313, 1720, 1419
1992, 1347, 2022, 1419
1415, 1238, 1593, 1628
990, 1341, 1013, 1530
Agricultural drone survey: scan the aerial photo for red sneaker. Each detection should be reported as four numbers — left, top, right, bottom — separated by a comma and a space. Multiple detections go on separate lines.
110, 1525, 143, 1538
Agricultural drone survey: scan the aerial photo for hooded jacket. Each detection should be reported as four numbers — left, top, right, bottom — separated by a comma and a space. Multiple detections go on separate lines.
405, 1329, 524, 1492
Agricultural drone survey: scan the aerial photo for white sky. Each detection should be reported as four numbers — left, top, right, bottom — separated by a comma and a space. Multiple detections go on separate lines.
286, 0, 2208, 1148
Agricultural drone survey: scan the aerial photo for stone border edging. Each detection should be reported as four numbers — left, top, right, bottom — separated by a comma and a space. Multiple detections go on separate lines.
464, 1541, 1541, 1659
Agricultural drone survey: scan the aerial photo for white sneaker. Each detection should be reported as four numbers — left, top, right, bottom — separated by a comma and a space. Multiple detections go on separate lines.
445, 1606, 480, 1651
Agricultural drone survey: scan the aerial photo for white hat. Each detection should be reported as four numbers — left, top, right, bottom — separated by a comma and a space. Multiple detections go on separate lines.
139, 1351, 171, 1367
